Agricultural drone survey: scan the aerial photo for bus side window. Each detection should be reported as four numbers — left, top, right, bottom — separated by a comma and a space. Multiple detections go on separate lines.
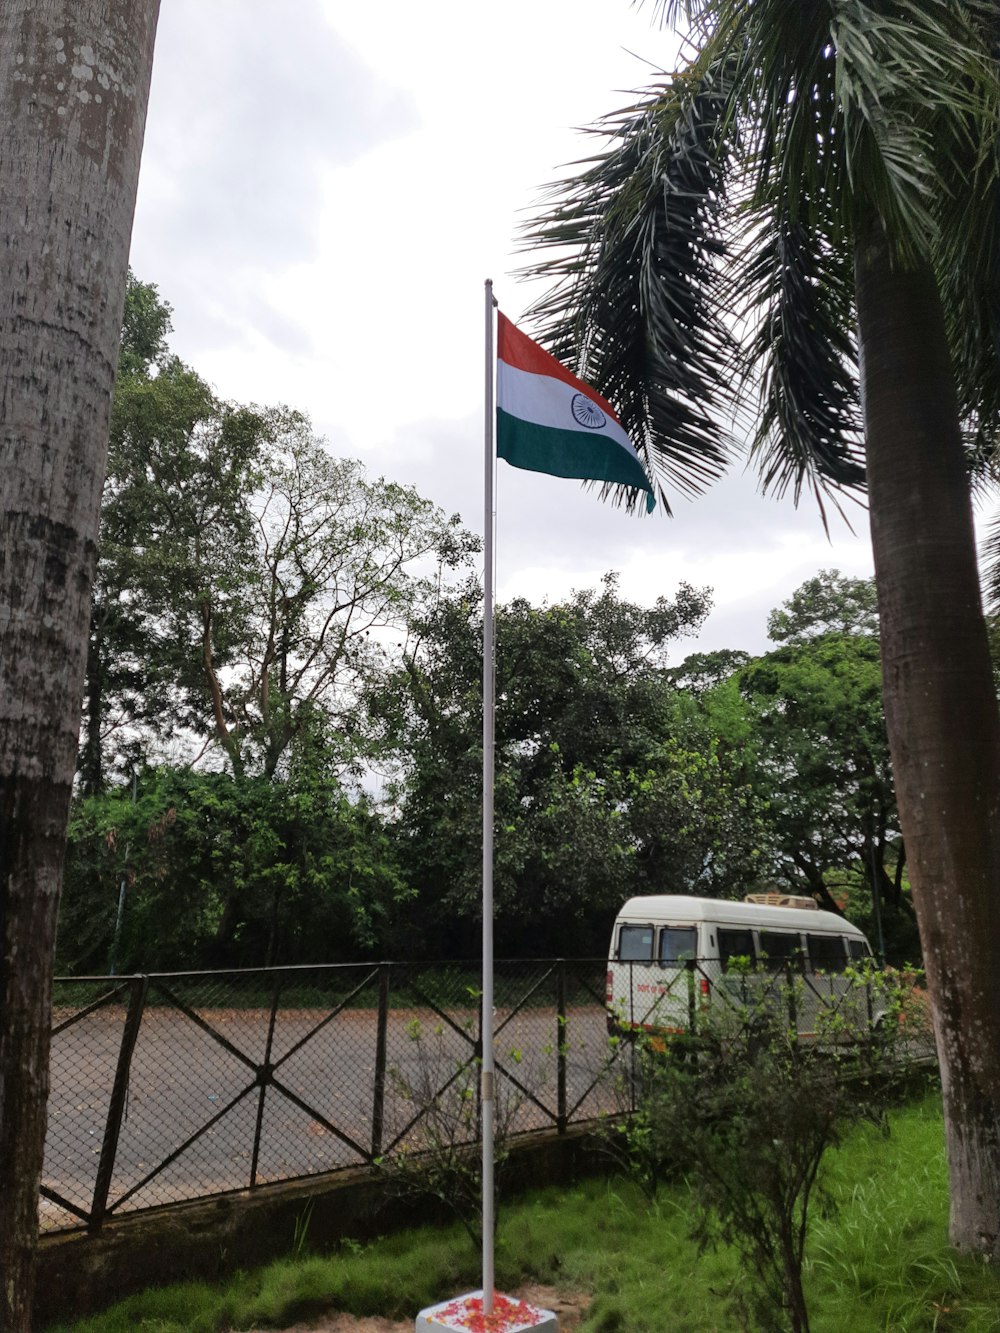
718, 928, 755, 971
759, 930, 803, 971
618, 925, 654, 961
659, 926, 697, 967
847, 937, 870, 962
806, 933, 847, 973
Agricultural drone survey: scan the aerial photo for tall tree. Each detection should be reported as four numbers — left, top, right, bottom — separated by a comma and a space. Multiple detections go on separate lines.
523, 0, 1000, 1252
0, 2, 159, 1326
86, 326, 479, 785
80, 275, 226, 792
765, 569, 879, 644
743, 572, 906, 931
228, 434, 478, 780
94, 367, 275, 777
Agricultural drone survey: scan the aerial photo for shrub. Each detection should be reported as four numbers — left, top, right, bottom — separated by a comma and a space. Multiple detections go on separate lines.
612, 964, 920, 1332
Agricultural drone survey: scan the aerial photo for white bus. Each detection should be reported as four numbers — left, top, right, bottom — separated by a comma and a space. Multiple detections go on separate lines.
606, 894, 879, 1042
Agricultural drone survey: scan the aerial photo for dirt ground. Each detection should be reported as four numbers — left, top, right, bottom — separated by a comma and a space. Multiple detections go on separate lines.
242, 1285, 590, 1332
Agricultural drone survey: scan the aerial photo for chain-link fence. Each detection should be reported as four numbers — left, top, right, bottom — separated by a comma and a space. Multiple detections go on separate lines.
43, 957, 934, 1235
42, 959, 617, 1234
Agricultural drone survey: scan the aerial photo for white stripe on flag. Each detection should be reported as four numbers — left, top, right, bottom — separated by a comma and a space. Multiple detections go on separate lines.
498, 362, 638, 458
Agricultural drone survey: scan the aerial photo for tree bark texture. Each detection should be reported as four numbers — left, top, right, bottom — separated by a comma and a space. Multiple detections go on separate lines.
0, 3, 159, 1328
856, 232, 1000, 1256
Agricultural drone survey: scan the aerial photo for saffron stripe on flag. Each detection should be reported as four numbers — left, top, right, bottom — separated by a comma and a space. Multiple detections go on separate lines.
497, 314, 621, 422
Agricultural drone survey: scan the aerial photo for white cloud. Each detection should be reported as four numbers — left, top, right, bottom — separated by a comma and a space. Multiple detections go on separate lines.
132, 0, 416, 365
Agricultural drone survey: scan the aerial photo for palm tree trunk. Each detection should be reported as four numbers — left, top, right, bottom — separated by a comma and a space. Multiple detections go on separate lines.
855, 229, 1000, 1256
0, 4, 159, 1327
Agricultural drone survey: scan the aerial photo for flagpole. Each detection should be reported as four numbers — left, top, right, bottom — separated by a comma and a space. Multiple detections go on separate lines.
482, 277, 498, 1314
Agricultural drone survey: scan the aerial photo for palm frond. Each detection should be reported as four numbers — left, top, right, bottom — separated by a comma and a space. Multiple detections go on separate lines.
520, 40, 737, 513
980, 509, 1000, 614
519, 0, 1000, 520
831, 0, 999, 264
694, 2, 864, 506
718, 0, 993, 265
737, 211, 864, 509
931, 6, 1000, 459
643, 0, 717, 31
716, 0, 993, 505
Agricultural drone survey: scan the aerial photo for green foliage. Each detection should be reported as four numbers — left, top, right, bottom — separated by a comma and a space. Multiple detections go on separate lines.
377, 1014, 528, 1250
116, 269, 172, 381
666, 573, 915, 958
739, 605, 918, 960
76, 278, 915, 979
667, 648, 752, 694
376, 573, 769, 955
519, 25, 1000, 1270
628, 968, 920, 1333
766, 571, 879, 644
592, 1037, 673, 1205
523, 0, 1000, 501
85, 273, 480, 790
60, 762, 409, 973
76, 277, 479, 969
809, 1098, 978, 1329
739, 632, 895, 902
84, 271, 274, 788
93, 361, 268, 778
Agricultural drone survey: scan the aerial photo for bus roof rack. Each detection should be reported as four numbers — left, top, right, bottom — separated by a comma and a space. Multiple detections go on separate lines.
743, 893, 818, 910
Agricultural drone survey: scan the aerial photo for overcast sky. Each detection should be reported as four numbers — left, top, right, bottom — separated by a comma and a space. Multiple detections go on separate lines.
127, 0, 880, 663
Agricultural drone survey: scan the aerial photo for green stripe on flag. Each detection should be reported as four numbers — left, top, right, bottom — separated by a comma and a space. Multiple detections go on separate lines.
497, 410, 654, 508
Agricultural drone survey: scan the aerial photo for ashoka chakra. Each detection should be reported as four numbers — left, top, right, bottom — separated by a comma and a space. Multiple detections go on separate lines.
571, 393, 607, 430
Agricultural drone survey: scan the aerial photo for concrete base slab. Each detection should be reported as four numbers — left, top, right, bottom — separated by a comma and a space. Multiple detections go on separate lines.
416, 1289, 558, 1331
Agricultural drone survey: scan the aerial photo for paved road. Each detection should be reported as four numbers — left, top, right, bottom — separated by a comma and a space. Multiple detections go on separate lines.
42, 1000, 619, 1231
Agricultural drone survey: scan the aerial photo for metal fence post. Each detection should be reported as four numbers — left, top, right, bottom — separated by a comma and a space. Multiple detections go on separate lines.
686, 959, 697, 1036
786, 961, 798, 1037
371, 963, 390, 1159
249, 972, 283, 1189
556, 960, 567, 1134
89, 975, 147, 1231
630, 961, 639, 1115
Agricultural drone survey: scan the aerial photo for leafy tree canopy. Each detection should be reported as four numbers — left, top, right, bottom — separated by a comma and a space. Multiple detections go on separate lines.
375, 575, 769, 955
83, 274, 480, 789
766, 570, 879, 643
62, 759, 409, 973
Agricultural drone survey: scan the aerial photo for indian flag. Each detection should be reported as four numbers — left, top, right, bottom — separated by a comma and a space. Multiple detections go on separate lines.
496, 313, 655, 512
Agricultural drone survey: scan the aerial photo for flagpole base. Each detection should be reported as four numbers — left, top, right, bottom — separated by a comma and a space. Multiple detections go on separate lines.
416, 1290, 557, 1331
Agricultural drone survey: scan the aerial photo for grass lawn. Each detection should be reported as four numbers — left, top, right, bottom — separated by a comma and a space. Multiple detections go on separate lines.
46, 1093, 1000, 1332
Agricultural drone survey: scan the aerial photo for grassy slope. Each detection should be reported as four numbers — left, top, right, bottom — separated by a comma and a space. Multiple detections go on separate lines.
47, 1095, 1000, 1332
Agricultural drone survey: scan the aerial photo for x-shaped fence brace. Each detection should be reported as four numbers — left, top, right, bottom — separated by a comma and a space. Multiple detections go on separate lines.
43, 960, 615, 1232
